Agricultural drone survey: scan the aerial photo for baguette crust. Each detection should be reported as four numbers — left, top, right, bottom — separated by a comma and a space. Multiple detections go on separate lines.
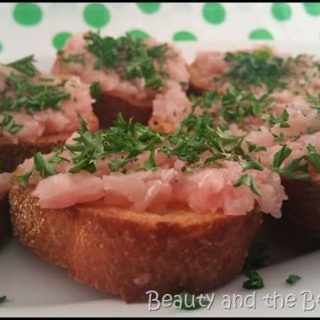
0, 114, 99, 172
10, 178, 262, 302
0, 195, 10, 246
93, 92, 152, 128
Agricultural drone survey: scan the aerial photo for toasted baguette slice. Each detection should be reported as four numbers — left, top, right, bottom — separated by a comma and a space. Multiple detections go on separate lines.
0, 195, 9, 246
0, 114, 98, 172
93, 92, 153, 128
10, 178, 262, 302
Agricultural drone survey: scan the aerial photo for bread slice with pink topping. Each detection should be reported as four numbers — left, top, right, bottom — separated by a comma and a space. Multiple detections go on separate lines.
189, 46, 320, 97
0, 56, 99, 172
187, 47, 320, 241
52, 32, 189, 129
10, 114, 286, 301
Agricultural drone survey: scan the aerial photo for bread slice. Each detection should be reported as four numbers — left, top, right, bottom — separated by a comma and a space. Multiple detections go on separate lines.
0, 195, 10, 246
93, 92, 153, 129
0, 114, 98, 172
52, 63, 152, 129
281, 175, 320, 241
10, 177, 262, 302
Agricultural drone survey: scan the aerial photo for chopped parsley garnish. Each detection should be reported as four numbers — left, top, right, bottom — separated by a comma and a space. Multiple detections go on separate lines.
17, 151, 63, 186
242, 244, 267, 290
6, 55, 39, 77
189, 91, 220, 110
305, 144, 320, 170
0, 74, 70, 135
0, 114, 23, 134
90, 81, 102, 100
1, 75, 70, 114
220, 89, 269, 123
242, 270, 264, 289
224, 48, 289, 91
241, 159, 263, 171
286, 274, 301, 285
268, 109, 290, 128
243, 243, 268, 273
0, 296, 7, 304
83, 32, 170, 90
61, 54, 85, 65
271, 145, 292, 172
190, 89, 270, 125
273, 132, 285, 143
306, 92, 320, 115
271, 145, 309, 180
33, 152, 57, 177
234, 173, 261, 196
174, 292, 209, 311
280, 158, 309, 180
17, 113, 261, 193
246, 142, 267, 153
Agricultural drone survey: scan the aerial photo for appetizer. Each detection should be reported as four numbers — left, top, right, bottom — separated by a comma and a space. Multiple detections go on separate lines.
53, 32, 189, 128
0, 56, 98, 172
10, 114, 285, 302
189, 46, 320, 97
186, 46, 320, 240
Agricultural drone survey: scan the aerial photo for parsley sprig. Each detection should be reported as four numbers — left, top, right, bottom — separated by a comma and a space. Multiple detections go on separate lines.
268, 109, 290, 128
0, 295, 7, 304
286, 274, 301, 285
0, 114, 23, 134
242, 243, 268, 290
234, 173, 261, 195
6, 55, 39, 77
270, 145, 310, 180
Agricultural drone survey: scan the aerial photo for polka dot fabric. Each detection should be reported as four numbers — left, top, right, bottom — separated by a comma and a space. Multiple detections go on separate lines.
0, 3, 319, 59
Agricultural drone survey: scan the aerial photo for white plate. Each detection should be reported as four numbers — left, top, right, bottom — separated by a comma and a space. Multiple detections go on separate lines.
1, 43, 320, 317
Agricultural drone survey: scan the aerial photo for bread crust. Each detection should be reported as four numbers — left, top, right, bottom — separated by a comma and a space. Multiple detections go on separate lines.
281, 175, 320, 241
93, 92, 153, 128
0, 114, 99, 172
10, 178, 262, 302
0, 195, 10, 246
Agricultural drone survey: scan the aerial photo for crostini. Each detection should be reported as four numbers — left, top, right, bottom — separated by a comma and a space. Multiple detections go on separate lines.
172, 79, 320, 240
0, 56, 99, 172
10, 114, 286, 302
189, 46, 320, 97
52, 32, 189, 128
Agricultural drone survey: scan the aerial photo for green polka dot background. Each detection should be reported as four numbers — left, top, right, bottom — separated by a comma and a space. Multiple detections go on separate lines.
0, 3, 319, 58
53, 32, 72, 50
137, 3, 160, 14
202, 3, 226, 25
129, 29, 150, 40
13, 3, 43, 26
83, 3, 110, 28
271, 3, 292, 21
303, 3, 320, 16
